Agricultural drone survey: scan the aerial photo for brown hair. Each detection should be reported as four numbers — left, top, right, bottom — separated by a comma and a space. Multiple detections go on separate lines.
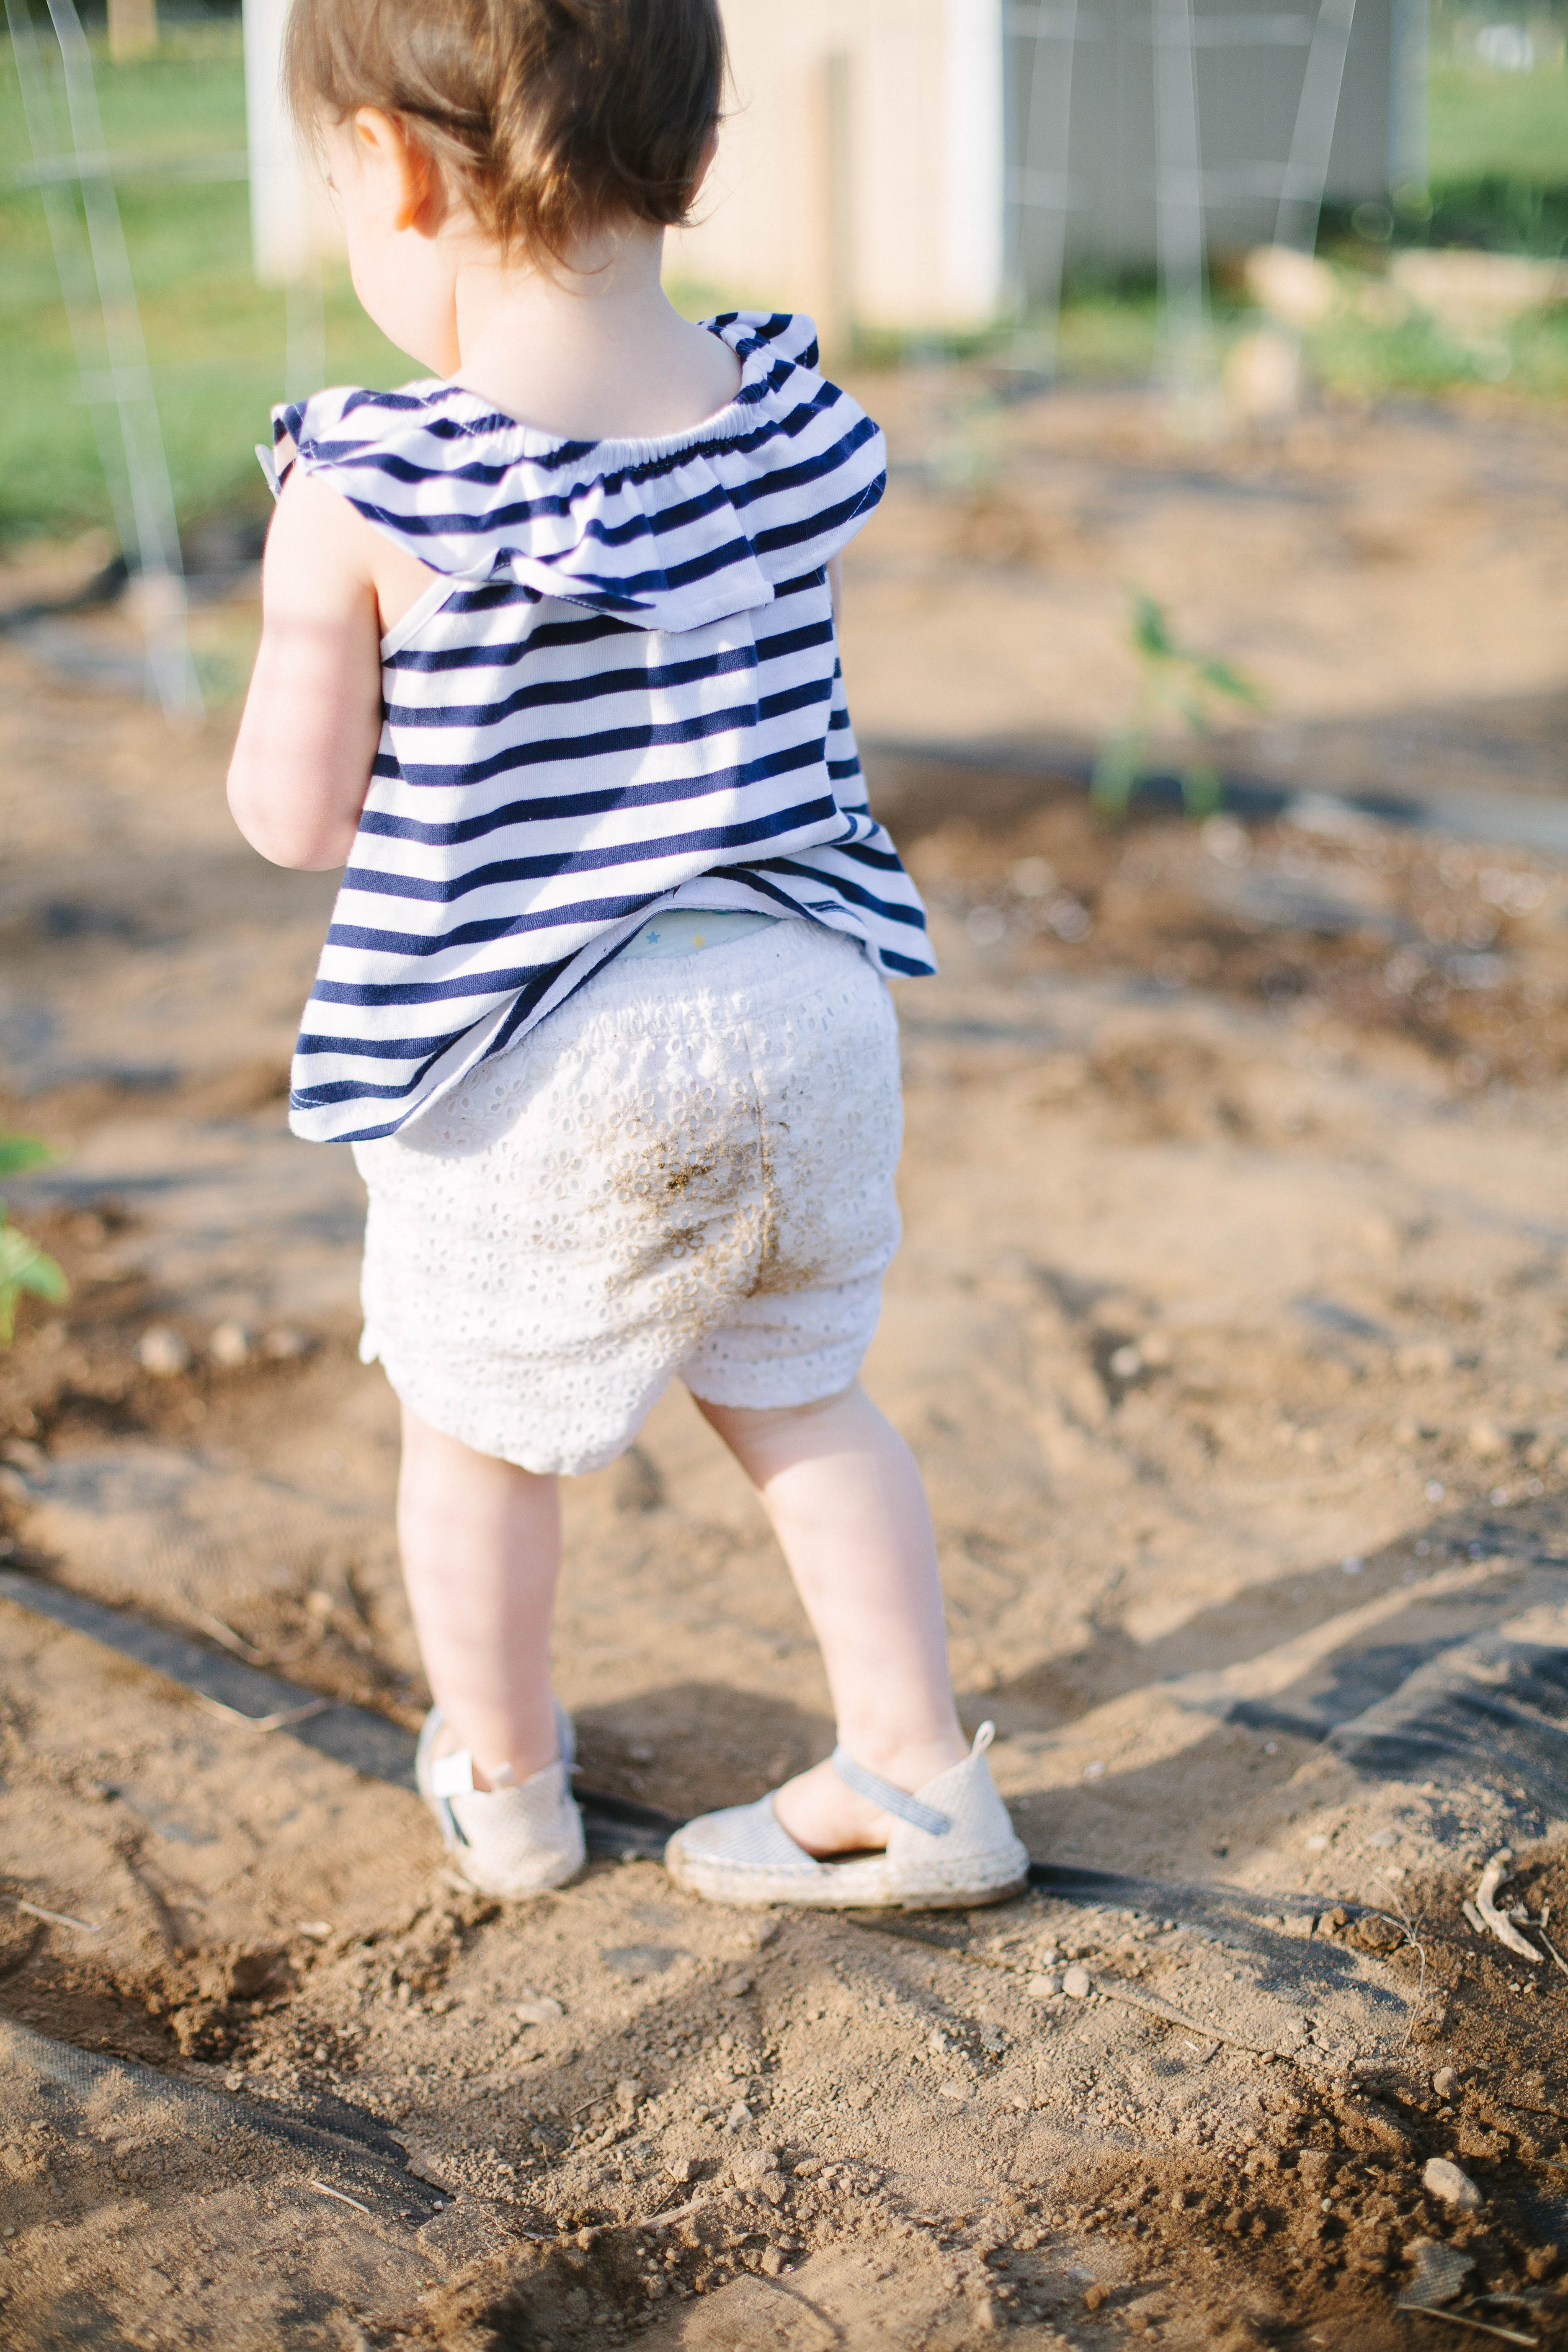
284, 0, 726, 266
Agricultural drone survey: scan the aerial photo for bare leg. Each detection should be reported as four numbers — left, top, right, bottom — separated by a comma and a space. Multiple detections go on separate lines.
693, 1382, 967, 1856
397, 1405, 561, 1788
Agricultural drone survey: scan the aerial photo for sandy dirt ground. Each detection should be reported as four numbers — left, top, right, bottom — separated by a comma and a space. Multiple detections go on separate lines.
1, 375, 1567, 2349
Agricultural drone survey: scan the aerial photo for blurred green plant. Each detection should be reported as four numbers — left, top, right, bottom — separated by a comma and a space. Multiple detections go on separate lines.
0, 1136, 68, 1346
1092, 593, 1263, 819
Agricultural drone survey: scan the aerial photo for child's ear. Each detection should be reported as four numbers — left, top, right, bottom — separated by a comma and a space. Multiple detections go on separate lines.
351, 106, 442, 234
399, 126, 450, 237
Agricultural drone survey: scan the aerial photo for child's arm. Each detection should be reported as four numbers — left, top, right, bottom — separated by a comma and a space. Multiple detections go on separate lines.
227, 470, 386, 870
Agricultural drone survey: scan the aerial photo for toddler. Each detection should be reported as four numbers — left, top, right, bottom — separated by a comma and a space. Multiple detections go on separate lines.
227, 0, 1028, 1912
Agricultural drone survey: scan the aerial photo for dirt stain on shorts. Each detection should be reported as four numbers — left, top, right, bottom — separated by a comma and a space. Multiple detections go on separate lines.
350, 923, 905, 1473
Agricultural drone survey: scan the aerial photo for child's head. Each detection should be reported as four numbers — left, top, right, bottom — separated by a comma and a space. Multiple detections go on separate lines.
285, 0, 725, 276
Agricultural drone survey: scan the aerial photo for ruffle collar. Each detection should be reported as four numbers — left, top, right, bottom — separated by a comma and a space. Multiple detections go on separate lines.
266, 312, 884, 634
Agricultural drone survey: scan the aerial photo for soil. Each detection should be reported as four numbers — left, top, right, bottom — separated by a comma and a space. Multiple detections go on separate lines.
1, 374, 1567, 2349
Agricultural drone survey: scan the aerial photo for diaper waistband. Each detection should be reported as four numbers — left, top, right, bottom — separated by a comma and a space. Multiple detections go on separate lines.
621, 908, 780, 962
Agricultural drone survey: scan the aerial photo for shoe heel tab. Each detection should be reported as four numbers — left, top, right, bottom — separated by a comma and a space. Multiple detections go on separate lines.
971, 1721, 997, 1758
430, 1749, 477, 1798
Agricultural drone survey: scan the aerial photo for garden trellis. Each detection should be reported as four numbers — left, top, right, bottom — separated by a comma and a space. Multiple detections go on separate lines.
1002, 0, 1411, 402
673, 0, 1420, 345
5, 0, 200, 716
5, 0, 331, 716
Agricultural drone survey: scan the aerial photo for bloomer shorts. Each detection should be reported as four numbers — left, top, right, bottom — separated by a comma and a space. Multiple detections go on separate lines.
351, 919, 904, 1476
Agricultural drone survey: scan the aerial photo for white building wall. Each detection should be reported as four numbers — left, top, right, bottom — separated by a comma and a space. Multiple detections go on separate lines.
668, 0, 1008, 342
941, 0, 1007, 322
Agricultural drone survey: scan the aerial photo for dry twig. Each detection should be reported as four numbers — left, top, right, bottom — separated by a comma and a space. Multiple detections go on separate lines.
538, 2194, 711, 2246
308, 2179, 371, 2215
196, 1693, 332, 1736
1535, 1926, 1568, 1983
1400, 2308, 1537, 2347
1474, 1852, 1542, 1966
1367, 1880, 1429, 2046
195, 1611, 267, 1663
13, 1895, 101, 1932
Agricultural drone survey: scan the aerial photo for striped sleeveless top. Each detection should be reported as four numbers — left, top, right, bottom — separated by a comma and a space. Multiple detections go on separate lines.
266, 311, 934, 1145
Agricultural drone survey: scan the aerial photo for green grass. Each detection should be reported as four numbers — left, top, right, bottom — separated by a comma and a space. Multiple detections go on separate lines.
0, 26, 409, 542
1428, 58, 1568, 185
1055, 288, 1161, 380
1302, 297, 1568, 399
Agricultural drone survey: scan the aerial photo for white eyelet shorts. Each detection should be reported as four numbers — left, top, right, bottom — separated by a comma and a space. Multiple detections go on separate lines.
351, 919, 904, 1475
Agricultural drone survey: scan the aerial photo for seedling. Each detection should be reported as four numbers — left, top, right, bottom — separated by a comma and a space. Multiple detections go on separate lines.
0, 1135, 68, 1346
1092, 593, 1263, 819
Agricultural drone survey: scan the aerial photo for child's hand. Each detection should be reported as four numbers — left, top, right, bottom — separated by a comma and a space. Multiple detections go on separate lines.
226, 471, 387, 870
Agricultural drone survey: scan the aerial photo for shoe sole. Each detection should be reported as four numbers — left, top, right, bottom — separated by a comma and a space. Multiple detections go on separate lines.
443, 1841, 586, 1898
664, 1833, 1029, 1912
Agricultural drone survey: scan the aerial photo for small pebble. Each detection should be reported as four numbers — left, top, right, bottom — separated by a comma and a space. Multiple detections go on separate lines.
1422, 2157, 1483, 2211
723, 1973, 753, 1998
514, 1997, 565, 2025
1431, 2066, 1457, 2101
1025, 1973, 1062, 2000
137, 1326, 191, 1376
667, 2156, 699, 2184
1062, 1965, 1093, 1999
725, 2100, 751, 2132
207, 1320, 252, 1367
261, 1326, 314, 1360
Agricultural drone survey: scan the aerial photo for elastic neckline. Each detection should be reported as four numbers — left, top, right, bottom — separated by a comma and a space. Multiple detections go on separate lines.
421, 317, 771, 471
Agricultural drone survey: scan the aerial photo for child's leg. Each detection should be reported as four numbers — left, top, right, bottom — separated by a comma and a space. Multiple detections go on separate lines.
693, 1382, 968, 1856
397, 1405, 562, 1788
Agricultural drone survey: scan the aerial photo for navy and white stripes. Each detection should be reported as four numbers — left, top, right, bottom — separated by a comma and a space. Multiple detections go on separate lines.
268, 312, 933, 1144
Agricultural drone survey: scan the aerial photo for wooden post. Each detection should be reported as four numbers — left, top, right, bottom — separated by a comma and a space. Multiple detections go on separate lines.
811, 49, 855, 359
107, 0, 157, 61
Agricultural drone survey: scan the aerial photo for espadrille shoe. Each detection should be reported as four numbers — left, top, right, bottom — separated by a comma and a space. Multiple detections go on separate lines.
416, 1703, 585, 1897
664, 1723, 1029, 1911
